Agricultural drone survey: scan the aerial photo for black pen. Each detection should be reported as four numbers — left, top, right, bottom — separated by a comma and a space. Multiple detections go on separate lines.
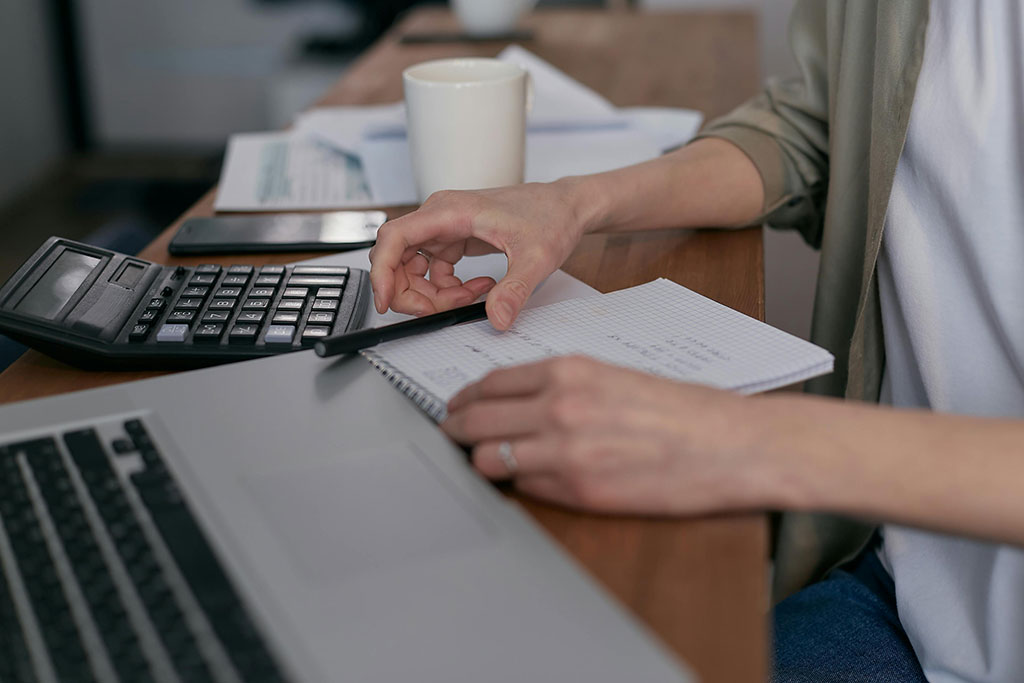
314, 301, 489, 357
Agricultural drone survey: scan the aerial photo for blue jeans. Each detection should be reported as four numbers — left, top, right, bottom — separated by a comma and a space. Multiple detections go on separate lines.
772, 544, 928, 683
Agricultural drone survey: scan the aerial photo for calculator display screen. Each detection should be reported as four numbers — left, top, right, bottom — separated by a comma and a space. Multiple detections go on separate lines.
15, 250, 101, 319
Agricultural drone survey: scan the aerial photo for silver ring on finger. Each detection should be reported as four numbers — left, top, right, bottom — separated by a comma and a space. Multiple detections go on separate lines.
497, 441, 519, 476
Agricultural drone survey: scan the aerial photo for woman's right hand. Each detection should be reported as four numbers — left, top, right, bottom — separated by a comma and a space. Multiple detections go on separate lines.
368, 179, 594, 330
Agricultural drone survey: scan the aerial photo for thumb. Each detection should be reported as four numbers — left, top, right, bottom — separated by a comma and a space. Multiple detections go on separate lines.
486, 252, 552, 330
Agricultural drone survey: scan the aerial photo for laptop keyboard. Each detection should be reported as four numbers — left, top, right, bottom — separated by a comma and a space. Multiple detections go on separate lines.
0, 419, 288, 683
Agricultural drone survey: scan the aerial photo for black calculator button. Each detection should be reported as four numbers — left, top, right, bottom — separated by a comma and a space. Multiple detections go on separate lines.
242, 299, 269, 310
228, 265, 253, 275
264, 325, 296, 345
174, 298, 203, 310
147, 298, 166, 310
317, 287, 343, 298
139, 310, 159, 323
221, 275, 249, 286
307, 312, 335, 325
156, 324, 189, 343
208, 299, 236, 310
236, 311, 265, 323
129, 324, 150, 342
288, 276, 346, 287
282, 288, 308, 298
254, 275, 281, 286
249, 288, 276, 298
182, 286, 209, 298
276, 299, 304, 311
312, 299, 339, 311
166, 311, 196, 324
202, 310, 231, 323
196, 265, 222, 274
260, 265, 285, 274
228, 325, 259, 344
272, 312, 300, 324
193, 324, 225, 342
189, 273, 217, 286
214, 287, 242, 298
301, 326, 331, 341
161, 286, 174, 297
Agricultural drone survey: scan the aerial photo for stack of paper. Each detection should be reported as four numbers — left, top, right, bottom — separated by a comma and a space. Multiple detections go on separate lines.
215, 46, 703, 211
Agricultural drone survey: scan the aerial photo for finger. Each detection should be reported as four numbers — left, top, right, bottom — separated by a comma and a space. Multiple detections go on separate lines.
514, 473, 578, 507
470, 438, 560, 480
369, 210, 467, 313
486, 250, 555, 330
441, 397, 550, 444
462, 276, 496, 298
448, 360, 554, 412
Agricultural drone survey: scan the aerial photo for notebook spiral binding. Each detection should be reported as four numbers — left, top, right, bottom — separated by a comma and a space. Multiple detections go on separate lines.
361, 350, 448, 422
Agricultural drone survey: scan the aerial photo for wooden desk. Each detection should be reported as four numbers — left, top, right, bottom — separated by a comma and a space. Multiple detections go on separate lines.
0, 8, 767, 682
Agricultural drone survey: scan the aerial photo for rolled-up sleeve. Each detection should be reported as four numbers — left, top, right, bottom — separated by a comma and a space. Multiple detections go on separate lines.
697, 0, 831, 248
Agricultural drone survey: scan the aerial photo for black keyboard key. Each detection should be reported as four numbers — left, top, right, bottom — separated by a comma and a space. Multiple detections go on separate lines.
254, 274, 281, 286
229, 325, 259, 344
202, 310, 231, 323
208, 299, 237, 310
312, 299, 339, 312
129, 324, 151, 342
236, 311, 266, 324
193, 324, 225, 342
275, 299, 304, 311
0, 481, 38, 683
112, 438, 136, 454
166, 310, 196, 324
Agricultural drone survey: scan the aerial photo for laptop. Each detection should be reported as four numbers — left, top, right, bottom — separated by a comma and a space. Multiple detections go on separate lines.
0, 348, 693, 682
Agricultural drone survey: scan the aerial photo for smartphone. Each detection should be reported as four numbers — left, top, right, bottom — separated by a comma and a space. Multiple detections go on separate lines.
167, 211, 388, 255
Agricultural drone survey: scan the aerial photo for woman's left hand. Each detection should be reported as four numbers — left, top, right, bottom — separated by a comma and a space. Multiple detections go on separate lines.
441, 355, 780, 515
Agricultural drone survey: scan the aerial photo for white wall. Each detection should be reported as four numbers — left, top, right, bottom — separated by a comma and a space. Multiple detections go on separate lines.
76, 0, 359, 146
641, 0, 820, 341
0, 1, 67, 205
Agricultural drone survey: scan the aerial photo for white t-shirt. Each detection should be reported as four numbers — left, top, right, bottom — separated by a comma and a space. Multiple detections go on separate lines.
877, 1, 1024, 681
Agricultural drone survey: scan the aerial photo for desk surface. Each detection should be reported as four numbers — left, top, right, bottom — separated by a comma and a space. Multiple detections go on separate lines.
0, 8, 767, 682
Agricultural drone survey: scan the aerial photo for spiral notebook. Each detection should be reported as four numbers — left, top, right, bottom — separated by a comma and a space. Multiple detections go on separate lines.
363, 278, 835, 421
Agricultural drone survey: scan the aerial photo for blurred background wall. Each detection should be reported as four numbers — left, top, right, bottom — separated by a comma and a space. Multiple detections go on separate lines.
0, 0, 817, 343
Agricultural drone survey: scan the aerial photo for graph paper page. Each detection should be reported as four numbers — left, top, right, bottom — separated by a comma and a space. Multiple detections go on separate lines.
367, 279, 834, 407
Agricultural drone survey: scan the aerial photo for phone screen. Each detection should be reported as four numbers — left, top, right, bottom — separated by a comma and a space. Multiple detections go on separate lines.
170, 212, 388, 254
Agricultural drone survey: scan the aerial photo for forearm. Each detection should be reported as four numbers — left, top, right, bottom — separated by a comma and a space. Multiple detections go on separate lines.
557, 137, 766, 235
756, 394, 1024, 546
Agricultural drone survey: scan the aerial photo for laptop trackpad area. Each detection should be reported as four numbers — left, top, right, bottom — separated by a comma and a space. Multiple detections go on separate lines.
243, 442, 494, 583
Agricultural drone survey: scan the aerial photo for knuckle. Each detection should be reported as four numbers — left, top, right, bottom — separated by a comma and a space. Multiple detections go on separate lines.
548, 355, 591, 387
547, 391, 587, 430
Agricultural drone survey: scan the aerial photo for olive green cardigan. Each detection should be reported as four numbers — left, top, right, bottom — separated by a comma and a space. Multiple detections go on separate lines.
699, 0, 931, 599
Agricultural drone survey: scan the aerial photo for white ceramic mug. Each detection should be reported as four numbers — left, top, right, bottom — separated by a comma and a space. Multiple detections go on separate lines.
450, 0, 538, 37
403, 58, 529, 203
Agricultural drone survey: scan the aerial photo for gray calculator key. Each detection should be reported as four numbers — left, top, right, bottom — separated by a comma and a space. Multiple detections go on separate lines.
249, 288, 276, 298
264, 325, 296, 345
182, 286, 209, 297
129, 324, 150, 341
193, 324, 224, 342
156, 324, 189, 343
242, 299, 270, 310
228, 265, 254, 274
236, 311, 265, 323
139, 309, 159, 322
167, 310, 196, 323
317, 287, 342, 298
228, 324, 259, 344
196, 264, 222, 274
255, 275, 281, 286
282, 288, 308, 298
260, 265, 285, 274
209, 299, 236, 310
222, 275, 249, 286
215, 287, 242, 298
292, 265, 348, 275
301, 326, 331, 340
190, 273, 217, 285
276, 299, 304, 311
174, 298, 203, 310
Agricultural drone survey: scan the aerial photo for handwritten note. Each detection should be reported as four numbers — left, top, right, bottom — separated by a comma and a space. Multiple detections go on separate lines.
364, 279, 835, 420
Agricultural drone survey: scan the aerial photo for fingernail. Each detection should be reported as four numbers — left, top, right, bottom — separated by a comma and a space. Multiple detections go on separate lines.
373, 293, 381, 312
497, 301, 515, 328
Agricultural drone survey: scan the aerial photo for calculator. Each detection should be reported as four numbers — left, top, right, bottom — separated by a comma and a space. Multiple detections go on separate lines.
0, 237, 371, 368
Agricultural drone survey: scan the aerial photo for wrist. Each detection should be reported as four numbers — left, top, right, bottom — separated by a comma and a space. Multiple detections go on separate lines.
553, 175, 613, 237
